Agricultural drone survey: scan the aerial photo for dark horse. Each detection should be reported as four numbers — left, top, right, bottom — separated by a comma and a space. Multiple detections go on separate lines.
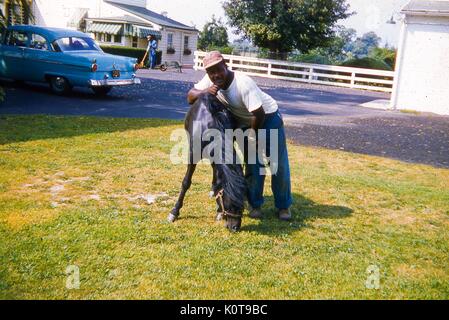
168, 94, 246, 232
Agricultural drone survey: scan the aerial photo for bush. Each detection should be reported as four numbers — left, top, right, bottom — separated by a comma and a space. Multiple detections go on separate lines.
369, 47, 397, 69
183, 48, 192, 55
167, 47, 176, 54
205, 45, 234, 55
340, 57, 392, 71
100, 46, 162, 67
289, 53, 331, 65
101, 45, 145, 60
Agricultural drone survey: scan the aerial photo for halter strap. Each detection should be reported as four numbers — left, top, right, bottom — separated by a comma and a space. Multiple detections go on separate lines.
215, 189, 242, 219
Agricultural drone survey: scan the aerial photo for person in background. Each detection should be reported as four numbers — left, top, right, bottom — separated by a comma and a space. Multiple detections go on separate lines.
147, 35, 158, 69
187, 51, 293, 221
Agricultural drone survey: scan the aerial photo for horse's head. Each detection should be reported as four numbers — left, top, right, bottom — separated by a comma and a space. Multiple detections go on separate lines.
215, 189, 243, 232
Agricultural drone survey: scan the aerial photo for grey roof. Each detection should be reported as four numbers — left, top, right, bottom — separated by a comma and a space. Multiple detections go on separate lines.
85, 15, 154, 27
105, 1, 198, 31
402, 0, 449, 16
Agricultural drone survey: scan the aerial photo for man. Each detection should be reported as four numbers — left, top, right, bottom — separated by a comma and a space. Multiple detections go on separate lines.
147, 35, 158, 69
187, 51, 292, 221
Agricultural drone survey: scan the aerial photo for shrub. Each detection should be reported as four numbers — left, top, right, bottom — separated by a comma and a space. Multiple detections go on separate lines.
289, 53, 331, 65
340, 57, 392, 71
205, 45, 234, 55
167, 47, 176, 54
100, 46, 162, 67
369, 47, 397, 69
183, 48, 192, 55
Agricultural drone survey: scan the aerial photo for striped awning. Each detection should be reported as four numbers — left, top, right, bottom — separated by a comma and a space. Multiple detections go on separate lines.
86, 23, 123, 35
133, 26, 162, 40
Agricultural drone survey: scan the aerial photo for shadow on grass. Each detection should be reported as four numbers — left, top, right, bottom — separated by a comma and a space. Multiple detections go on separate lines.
240, 193, 353, 235
0, 114, 180, 145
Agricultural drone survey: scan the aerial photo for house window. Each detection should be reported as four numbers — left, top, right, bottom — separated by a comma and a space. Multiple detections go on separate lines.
106, 34, 112, 42
184, 36, 189, 50
114, 35, 121, 43
167, 33, 173, 49
4, 1, 29, 25
132, 36, 138, 48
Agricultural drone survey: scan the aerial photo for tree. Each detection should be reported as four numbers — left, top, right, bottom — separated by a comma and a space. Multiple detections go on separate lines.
1, 0, 34, 101
223, 0, 352, 59
369, 46, 397, 69
0, 0, 34, 31
198, 15, 229, 51
351, 31, 381, 58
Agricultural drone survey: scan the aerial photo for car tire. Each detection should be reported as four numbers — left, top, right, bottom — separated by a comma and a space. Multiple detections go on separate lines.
49, 76, 72, 95
92, 86, 112, 96
160, 64, 167, 72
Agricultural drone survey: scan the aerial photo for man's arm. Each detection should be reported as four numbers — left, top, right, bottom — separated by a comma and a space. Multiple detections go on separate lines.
187, 85, 220, 105
250, 107, 266, 130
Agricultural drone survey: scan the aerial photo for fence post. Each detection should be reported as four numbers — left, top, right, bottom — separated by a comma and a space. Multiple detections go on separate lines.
267, 62, 272, 76
351, 72, 356, 88
229, 58, 233, 71
308, 67, 314, 83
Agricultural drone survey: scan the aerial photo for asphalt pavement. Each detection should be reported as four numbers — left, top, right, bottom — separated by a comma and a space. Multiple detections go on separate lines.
1, 69, 448, 167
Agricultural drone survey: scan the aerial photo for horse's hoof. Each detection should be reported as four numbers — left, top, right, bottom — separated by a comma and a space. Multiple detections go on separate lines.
167, 213, 178, 223
215, 212, 223, 221
209, 190, 215, 198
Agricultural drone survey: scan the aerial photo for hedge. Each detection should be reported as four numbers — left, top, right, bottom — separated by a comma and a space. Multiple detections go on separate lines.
340, 57, 392, 71
100, 45, 162, 67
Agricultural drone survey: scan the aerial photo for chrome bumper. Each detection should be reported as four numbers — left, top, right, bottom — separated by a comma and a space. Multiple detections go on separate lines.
89, 78, 141, 87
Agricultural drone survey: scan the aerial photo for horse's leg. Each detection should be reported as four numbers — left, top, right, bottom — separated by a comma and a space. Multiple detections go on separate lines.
168, 164, 196, 222
210, 164, 218, 198
210, 164, 224, 221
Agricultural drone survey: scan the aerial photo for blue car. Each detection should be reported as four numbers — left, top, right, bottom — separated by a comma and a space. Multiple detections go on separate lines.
0, 25, 141, 95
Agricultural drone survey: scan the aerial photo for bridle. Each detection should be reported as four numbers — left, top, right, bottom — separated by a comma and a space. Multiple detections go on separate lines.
215, 189, 242, 219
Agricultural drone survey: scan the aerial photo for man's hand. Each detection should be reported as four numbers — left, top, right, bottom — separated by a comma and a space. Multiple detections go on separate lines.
251, 107, 266, 131
187, 85, 220, 104
207, 84, 220, 96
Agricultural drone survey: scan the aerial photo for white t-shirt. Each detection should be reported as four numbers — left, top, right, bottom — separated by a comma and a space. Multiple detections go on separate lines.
194, 71, 278, 127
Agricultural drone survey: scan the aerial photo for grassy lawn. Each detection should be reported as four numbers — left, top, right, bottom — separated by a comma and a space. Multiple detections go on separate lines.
0, 115, 448, 300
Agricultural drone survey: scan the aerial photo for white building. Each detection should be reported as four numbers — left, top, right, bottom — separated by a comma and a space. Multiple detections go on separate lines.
391, 0, 449, 115
31, 0, 199, 66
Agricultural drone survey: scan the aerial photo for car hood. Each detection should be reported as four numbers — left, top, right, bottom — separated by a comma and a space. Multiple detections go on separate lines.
63, 51, 137, 71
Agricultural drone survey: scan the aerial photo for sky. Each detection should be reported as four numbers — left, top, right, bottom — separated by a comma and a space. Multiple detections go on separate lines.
147, 0, 411, 47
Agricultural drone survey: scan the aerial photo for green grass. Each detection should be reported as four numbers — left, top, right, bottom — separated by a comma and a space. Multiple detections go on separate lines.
0, 115, 448, 299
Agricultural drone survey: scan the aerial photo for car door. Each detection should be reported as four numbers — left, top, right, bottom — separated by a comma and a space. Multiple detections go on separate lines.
2, 30, 29, 80
23, 33, 53, 82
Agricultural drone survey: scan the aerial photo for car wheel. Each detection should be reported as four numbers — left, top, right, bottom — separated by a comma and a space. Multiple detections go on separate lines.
49, 76, 72, 95
92, 86, 112, 96
160, 64, 167, 72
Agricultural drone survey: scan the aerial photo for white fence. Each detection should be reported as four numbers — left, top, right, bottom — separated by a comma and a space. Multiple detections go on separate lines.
194, 51, 395, 93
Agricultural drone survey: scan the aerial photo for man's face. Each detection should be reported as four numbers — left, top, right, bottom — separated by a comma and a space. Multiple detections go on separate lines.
206, 61, 229, 88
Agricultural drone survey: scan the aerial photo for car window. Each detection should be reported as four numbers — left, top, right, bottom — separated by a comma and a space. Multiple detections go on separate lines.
52, 37, 101, 52
6, 30, 29, 47
30, 34, 49, 50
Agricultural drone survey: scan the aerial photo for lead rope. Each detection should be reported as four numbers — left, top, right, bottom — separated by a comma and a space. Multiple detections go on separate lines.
215, 189, 242, 219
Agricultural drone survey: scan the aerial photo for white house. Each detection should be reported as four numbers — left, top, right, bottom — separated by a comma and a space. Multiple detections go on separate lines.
31, 0, 199, 66
391, 0, 449, 115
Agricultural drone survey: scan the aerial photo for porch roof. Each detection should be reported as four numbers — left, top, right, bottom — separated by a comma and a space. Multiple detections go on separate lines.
86, 22, 123, 35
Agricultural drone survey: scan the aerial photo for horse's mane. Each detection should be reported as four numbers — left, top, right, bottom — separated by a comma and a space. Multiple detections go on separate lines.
206, 95, 247, 210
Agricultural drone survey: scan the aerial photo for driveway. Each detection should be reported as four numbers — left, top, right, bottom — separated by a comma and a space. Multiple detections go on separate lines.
1, 69, 448, 168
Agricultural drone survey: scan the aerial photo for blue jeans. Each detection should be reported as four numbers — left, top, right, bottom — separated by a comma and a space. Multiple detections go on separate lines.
244, 111, 292, 210
150, 51, 156, 69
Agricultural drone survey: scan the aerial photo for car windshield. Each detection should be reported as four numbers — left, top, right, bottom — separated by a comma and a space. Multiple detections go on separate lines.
52, 37, 102, 52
